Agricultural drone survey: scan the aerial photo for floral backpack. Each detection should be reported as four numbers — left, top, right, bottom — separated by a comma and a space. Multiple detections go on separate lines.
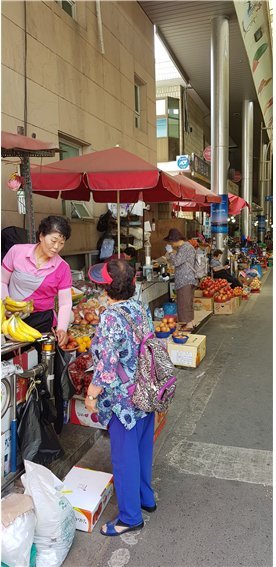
115, 305, 177, 413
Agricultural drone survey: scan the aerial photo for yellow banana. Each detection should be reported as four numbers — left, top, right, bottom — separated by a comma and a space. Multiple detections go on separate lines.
15, 316, 42, 340
1, 300, 6, 326
5, 297, 29, 309
7, 315, 35, 343
2, 319, 9, 336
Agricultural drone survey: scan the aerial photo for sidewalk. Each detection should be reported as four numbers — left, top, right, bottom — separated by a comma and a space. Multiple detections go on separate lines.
63, 271, 273, 567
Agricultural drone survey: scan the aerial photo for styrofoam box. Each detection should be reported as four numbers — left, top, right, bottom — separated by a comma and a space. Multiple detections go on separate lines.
168, 334, 206, 368
63, 467, 114, 532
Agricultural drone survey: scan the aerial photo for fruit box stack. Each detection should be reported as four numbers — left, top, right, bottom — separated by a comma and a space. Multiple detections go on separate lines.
193, 290, 214, 312
213, 296, 240, 315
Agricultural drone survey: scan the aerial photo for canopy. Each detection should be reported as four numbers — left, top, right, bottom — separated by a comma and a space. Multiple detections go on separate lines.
172, 174, 221, 203
228, 193, 250, 215
30, 146, 196, 202
1, 131, 59, 154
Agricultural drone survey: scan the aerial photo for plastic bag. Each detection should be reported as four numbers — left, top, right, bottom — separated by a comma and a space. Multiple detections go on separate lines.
53, 346, 76, 435
17, 376, 63, 466
99, 237, 114, 259
21, 461, 76, 567
68, 352, 93, 397
1, 493, 36, 567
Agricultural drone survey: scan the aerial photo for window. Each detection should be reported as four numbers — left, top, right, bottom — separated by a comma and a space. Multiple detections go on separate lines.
71, 202, 92, 219
134, 83, 141, 129
156, 99, 166, 116
157, 118, 168, 138
59, 136, 93, 219
134, 74, 147, 131
56, 0, 76, 18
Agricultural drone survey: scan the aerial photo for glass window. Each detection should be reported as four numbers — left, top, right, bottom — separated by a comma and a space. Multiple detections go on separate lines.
156, 99, 166, 116
168, 117, 179, 139
168, 97, 179, 118
134, 84, 141, 129
156, 118, 168, 138
59, 141, 80, 160
59, 0, 75, 17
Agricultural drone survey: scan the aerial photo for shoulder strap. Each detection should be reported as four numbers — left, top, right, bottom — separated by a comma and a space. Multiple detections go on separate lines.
112, 304, 152, 342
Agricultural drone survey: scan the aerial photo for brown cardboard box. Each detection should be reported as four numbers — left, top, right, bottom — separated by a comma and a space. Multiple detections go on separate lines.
193, 297, 214, 312
213, 297, 240, 315
194, 289, 203, 298
167, 334, 206, 368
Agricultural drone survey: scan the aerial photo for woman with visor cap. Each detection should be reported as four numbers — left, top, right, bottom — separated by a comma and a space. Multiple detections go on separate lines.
85, 259, 156, 536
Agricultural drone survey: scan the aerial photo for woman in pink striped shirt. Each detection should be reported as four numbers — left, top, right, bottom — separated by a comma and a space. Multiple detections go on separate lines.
1, 216, 72, 347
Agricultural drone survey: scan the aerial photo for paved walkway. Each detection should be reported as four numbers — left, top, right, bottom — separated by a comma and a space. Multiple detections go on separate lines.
63, 271, 273, 567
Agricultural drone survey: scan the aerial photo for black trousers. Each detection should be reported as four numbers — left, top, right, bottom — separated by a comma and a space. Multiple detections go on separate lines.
213, 270, 242, 288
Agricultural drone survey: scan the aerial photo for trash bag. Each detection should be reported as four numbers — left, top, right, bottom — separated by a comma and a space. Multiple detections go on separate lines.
17, 375, 63, 466
21, 461, 76, 567
96, 209, 112, 232
1, 226, 28, 261
1, 493, 36, 567
53, 346, 76, 435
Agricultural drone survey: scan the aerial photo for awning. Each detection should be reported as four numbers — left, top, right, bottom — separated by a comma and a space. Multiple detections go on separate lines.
1, 131, 59, 153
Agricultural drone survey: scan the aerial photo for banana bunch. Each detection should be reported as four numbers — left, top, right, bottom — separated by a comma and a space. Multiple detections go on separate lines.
0, 300, 6, 328
4, 297, 34, 314
2, 314, 42, 342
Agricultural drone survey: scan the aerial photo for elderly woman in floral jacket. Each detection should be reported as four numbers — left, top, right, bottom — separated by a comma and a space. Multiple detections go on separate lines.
85, 259, 156, 537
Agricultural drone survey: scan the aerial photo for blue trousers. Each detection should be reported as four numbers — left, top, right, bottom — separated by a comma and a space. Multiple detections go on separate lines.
109, 412, 155, 525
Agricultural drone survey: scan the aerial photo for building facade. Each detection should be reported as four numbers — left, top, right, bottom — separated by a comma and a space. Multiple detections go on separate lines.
1, 0, 157, 253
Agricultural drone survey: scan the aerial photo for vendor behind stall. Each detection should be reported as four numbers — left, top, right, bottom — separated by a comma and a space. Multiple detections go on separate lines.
1, 215, 72, 347
210, 249, 242, 289
164, 228, 197, 330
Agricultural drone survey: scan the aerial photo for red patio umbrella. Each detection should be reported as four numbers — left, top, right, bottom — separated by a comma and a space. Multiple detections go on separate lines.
173, 174, 221, 203
31, 147, 196, 202
31, 146, 197, 254
228, 193, 250, 215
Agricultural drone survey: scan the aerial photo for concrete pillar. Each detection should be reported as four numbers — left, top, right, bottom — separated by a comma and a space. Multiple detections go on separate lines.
210, 16, 229, 251
241, 100, 254, 239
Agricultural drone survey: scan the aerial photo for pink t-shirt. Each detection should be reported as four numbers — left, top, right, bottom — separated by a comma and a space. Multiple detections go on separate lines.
2, 243, 72, 313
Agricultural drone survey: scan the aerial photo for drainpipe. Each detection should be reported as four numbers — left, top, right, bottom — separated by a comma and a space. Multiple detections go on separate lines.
96, 0, 105, 54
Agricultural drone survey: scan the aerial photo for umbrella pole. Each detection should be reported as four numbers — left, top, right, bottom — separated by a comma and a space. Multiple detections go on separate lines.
117, 191, 121, 259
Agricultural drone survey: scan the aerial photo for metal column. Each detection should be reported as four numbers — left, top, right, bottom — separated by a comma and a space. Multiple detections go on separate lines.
241, 100, 254, 239
210, 16, 229, 251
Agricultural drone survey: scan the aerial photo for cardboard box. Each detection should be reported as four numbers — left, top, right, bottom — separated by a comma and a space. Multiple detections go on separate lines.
193, 297, 214, 312
63, 467, 114, 532
168, 334, 206, 368
154, 411, 167, 442
194, 289, 203, 298
69, 397, 107, 430
213, 297, 240, 315
12, 347, 38, 371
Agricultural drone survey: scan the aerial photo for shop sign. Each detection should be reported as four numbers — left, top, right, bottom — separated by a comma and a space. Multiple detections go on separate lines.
203, 146, 212, 162
211, 194, 228, 234
176, 155, 190, 170
265, 195, 273, 201
190, 153, 210, 184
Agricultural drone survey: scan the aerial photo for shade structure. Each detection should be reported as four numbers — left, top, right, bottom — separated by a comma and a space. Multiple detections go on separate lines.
173, 201, 210, 213
30, 146, 198, 256
31, 146, 196, 203
228, 193, 250, 215
172, 174, 221, 203
1, 131, 59, 153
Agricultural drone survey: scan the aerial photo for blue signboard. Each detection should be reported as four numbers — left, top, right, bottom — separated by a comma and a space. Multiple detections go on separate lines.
176, 155, 190, 170
211, 194, 228, 235
265, 195, 273, 201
